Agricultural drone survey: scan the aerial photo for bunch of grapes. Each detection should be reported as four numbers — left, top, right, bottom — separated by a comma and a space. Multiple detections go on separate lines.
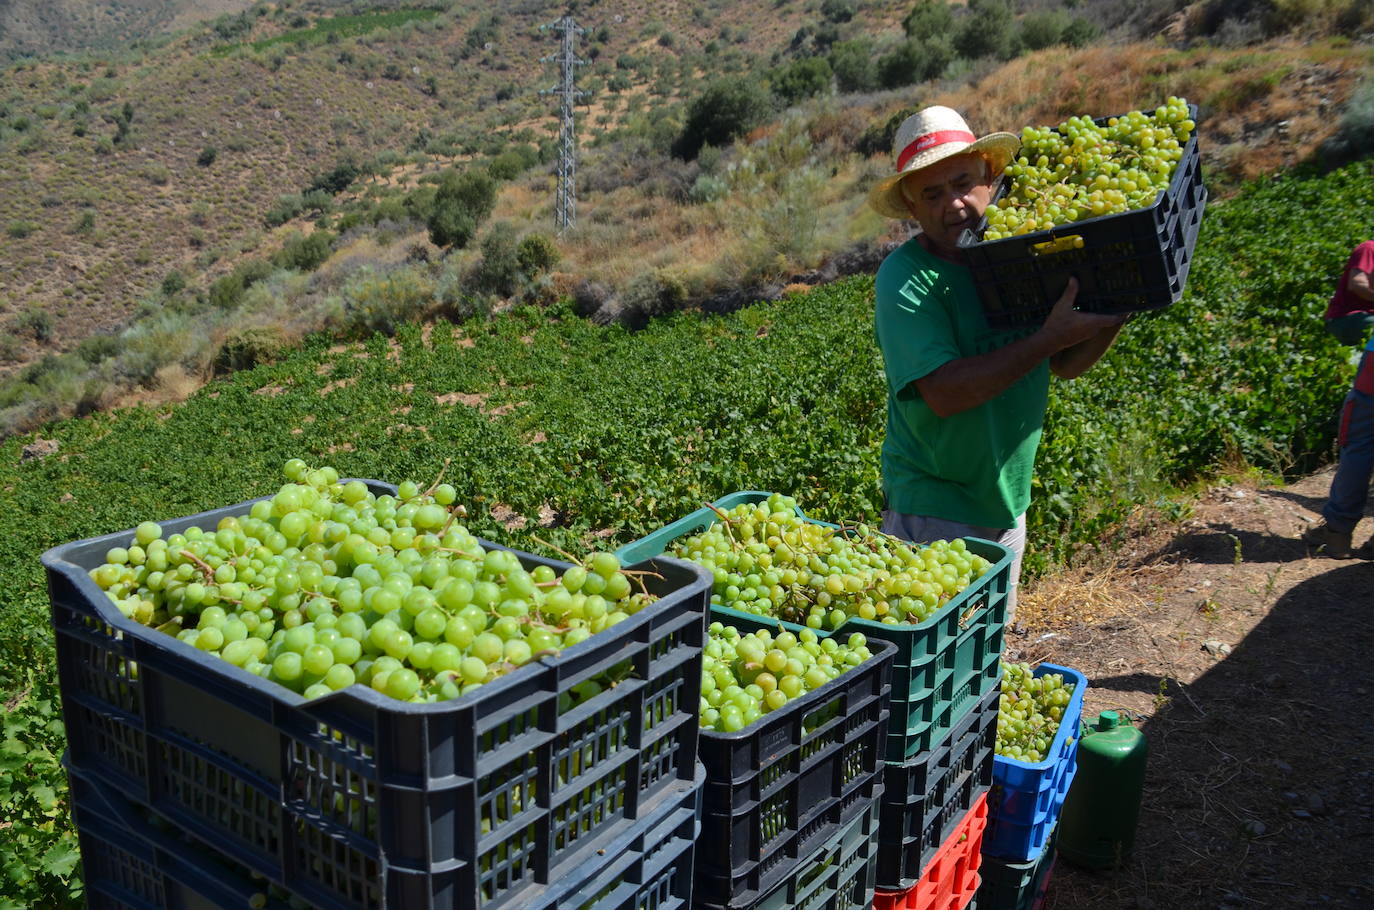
700, 622, 874, 732
668, 494, 992, 630
88, 459, 656, 704
982, 96, 1195, 241
995, 661, 1077, 763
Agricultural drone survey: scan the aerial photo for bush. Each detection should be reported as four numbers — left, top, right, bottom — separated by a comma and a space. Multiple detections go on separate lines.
877, 37, 953, 88
161, 271, 186, 296
486, 144, 539, 180
770, 57, 833, 106
307, 160, 361, 196
517, 232, 560, 278
672, 76, 774, 160
17, 307, 54, 342
471, 222, 522, 297
265, 193, 305, 226
76, 334, 121, 365
7, 220, 39, 239
338, 267, 436, 337
829, 39, 877, 93
1019, 11, 1071, 50
428, 168, 497, 248
274, 230, 336, 272
197, 146, 217, 166
821, 0, 856, 23
1321, 77, 1374, 167
954, 0, 1017, 60
904, 0, 955, 38
213, 325, 288, 374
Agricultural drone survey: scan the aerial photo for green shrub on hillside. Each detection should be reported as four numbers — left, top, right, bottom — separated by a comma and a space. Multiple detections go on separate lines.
428, 169, 496, 249
829, 39, 877, 93
954, 0, 1017, 60
673, 76, 774, 161
770, 57, 834, 106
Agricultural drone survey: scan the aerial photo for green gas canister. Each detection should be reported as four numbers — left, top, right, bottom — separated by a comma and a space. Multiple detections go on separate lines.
1056, 710, 1148, 869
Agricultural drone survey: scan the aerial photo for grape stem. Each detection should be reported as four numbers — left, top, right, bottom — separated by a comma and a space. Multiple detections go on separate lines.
530, 534, 584, 567
423, 457, 453, 499
703, 502, 742, 548
178, 549, 216, 581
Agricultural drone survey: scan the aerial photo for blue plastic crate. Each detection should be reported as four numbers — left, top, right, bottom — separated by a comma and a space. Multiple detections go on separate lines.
44, 482, 712, 910
616, 491, 1012, 763
68, 757, 705, 910
695, 613, 894, 908
984, 663, 1086, 862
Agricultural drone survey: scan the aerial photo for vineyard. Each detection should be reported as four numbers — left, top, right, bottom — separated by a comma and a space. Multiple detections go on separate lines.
2, 157, 1373, 907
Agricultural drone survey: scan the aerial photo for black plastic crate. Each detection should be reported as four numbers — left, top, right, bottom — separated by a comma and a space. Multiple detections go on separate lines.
957, 106, 1207, 330
875, 683, 998, 891
695, 798, 881, 910
694, 614, 895, 909
43, 482, 712, 910
69, 758, 705, 910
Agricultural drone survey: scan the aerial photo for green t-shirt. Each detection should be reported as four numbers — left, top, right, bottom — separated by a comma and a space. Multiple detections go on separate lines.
873, 237, 1049, 528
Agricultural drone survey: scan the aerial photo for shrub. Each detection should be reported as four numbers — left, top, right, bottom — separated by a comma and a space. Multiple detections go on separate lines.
197, 146, 217, 166
307, 161, 362, 196
76, 333, 121, 364
672, 76, 774, 160
17, 307, 54, 342
517, 232, 560, 277
265, 193, 306, 226
829, 39, 877, 93
954, 0, 1018, 60
213, 325, 288, 373
1321, 77, 1374, 167
428, 168, 496, 248
904, 0, 955, 38
161, 271, 186, 296
821, 0, 856, 23
771, 57, 833, 106
1019, 11, 1072, 50
1061, 17, 1099, 47
338, 266, 436, 337
7, 220, 39, 239
471, 222, 522, 297
274, 230, 336, 272
486, 144, 539, 180
877, 37, 953, 88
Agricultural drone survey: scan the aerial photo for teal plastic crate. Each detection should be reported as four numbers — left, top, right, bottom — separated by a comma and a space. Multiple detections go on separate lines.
978, 823, 1057, 910
616, 491, 1012, 762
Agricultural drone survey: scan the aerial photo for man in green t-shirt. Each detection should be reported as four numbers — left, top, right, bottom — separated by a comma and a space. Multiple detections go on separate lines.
867, 106, 1128, 619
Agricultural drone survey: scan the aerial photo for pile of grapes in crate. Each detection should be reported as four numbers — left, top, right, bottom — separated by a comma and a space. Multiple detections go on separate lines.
86, 458, 655, 703
995, 661, 1078, 763
668, 493, 994, 630
983, 96, 1195, 240
701, 622, 876, 731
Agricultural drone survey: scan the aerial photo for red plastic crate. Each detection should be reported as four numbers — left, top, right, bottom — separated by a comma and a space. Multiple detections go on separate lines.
872, 792, 986, 910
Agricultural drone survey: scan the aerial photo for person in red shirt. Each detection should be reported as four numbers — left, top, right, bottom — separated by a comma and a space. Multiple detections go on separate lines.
1324, 240, 1374, 346
1302, 329, 1374, 558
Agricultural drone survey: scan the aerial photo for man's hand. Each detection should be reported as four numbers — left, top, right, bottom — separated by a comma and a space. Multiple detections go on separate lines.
1038, 278, 1127, 352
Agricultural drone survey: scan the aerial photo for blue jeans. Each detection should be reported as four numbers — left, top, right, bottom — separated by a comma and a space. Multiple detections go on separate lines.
1322, 390, 1374, 534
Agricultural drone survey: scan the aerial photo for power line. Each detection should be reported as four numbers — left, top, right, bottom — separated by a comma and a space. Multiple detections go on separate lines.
540, 15, 587, 233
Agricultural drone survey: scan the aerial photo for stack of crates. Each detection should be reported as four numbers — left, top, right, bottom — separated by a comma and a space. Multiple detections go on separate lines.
44, 481, 714, 910
615, 492, 1012, 910
978, 663, 1087, 910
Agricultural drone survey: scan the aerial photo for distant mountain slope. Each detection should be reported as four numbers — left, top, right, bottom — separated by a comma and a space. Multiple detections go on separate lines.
0, 0, 252, 60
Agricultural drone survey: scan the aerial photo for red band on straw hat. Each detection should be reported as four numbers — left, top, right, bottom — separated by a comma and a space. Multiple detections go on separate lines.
896, 129, 977, 171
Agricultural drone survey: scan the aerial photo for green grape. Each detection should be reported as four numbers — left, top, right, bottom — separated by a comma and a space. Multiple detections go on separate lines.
994, 660, 1077, 762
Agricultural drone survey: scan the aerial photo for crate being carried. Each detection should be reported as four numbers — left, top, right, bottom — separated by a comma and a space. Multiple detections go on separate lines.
615, 491, 1012, 763
44, 480, 712, 910
984, 663, 1087, 862
957, 101, 1207, 330
693, 613, 894, 910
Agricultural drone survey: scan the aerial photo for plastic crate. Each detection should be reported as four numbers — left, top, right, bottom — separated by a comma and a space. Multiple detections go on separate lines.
68, 758, 706, 910
956, 105, 1207, 330
43, 483, 713, 910
695, 613, 894, 908
977, 823, 1057, 910
984, 664, 1086, 862
876, 685, 997, 891
872, 791, 987, 910
696, 798, 881, 910
615, 491, 1012, 763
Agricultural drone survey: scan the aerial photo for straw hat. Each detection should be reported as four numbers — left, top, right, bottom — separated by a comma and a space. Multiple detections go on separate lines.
868, 106, 1020, 219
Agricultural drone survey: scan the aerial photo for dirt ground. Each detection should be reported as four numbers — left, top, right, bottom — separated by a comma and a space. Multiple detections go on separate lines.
1009, 466, 1374, 910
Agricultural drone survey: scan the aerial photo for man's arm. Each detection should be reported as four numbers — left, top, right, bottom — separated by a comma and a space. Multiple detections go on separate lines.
1050, 320, 1127, 379
1349, 268, 1374, 303
914, 278, 1125, 417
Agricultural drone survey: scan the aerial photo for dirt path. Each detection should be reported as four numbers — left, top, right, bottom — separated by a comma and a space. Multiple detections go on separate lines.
1013, 467, 1374, 910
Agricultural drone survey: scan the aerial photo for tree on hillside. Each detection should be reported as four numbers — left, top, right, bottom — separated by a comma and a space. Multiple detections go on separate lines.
771, 57, 833, 106
428, 169, 496, 249
903, 0, 955, 39
877, 36, 953, 89
829, 39, 877, 93
954, 0, 1018, 61
672, 77, 774, 161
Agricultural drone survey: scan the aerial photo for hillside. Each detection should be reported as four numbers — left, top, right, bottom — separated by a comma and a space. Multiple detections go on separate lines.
0, 0, 253, 60
0, 0, 1371, 437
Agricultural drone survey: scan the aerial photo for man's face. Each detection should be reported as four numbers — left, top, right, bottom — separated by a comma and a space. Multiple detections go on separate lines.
901, 153, 993, 257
